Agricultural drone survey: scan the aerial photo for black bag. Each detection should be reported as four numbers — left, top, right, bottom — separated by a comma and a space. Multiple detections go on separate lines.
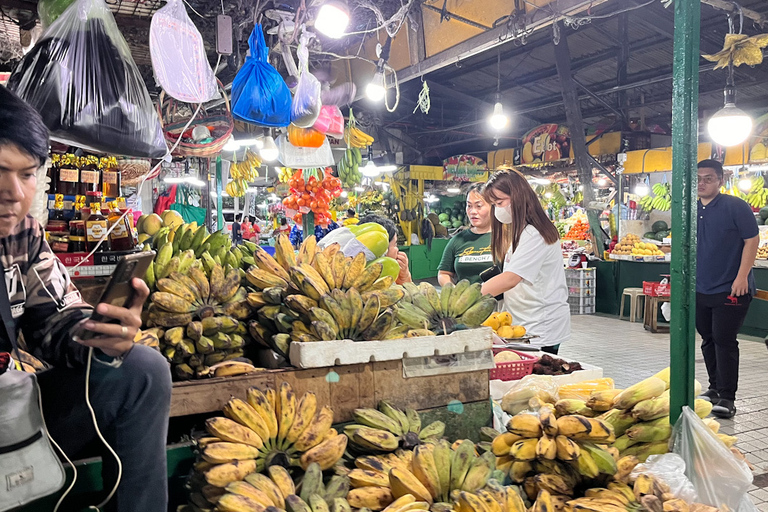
479, 265, 504, 301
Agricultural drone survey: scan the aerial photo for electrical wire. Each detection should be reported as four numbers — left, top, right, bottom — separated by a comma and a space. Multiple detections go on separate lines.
343, 0, 416, 37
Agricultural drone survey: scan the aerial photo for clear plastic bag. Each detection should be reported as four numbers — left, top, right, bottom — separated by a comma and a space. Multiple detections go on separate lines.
8, 0, 167, 158
231, 25, 291, 128
671, 406, 753, 512
313, 105, 345, 138
500, 374, 559, 416
290, 32, 322, 128
149, 0, 217, 103
276, 133, 334, 168
630, 453, 698, 503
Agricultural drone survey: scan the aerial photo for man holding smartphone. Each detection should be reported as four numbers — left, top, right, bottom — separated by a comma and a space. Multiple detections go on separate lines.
0, 87, 171, 511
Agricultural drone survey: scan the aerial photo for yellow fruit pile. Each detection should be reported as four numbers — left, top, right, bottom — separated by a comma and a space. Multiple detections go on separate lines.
483, 312, 526, 339
757, 245, 768, 259
630, 242, 664, 257
610, 234, 640, 256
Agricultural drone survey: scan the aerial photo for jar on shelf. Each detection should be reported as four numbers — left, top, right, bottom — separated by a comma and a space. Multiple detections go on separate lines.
85, 202, 109, 252
79, 155, 101, 195
57, 154, 80, 196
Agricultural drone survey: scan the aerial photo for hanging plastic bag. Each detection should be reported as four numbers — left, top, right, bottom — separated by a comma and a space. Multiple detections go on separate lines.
290, 31, 322, 128
630, 453, 698, 504
671, 406, 753, 512
231, 25, 291, 127
149, 0, 217, 103
276, 133, 334, 168
8, 0, 167, 158
313, 105, 344, 138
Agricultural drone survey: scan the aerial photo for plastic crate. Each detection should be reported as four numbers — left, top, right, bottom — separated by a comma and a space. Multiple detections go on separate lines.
489, 349, 538, 381
568, 295, 595, 306
570, 303, 596, 315
642, 281, 670, 297
568, 286, 594, 297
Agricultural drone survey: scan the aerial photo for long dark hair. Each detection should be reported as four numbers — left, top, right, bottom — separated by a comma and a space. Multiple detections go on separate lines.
483, 169, 560, 264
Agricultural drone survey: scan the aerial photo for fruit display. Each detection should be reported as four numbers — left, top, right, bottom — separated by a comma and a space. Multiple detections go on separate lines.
344, 401, 446, 454
483, 312, 527, 339
244, 233, 403, 358
344, 122, 375, 149
563, 220, 589, 240
338, 147, 363, 188
282, 168, 343, 227
609, 234, 641, 256
278, 167, 294, 184
638, 183, 671, 212
743, 175, 768, 208
532, 354, 583, 376
395, 280, 496, 336
347, 438, 497, 510
628, 242, 664, 257
226, 149, 262, 198
757, 244, 768, 259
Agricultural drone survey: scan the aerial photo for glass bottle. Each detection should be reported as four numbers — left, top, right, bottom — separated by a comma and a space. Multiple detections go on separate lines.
79, 155, 101, 195
72, 196, 85, 222
48, 154, 59, 194
57, 154, 80, 196
68, 221, 86, 252
116, 197, 138, 247
102, 157, 121, 199
85, 202, 109, 252
108, 201, 134, 251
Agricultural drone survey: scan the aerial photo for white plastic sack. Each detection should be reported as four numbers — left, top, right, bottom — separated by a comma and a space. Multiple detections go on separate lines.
290, 31, 322, 128
150, 0, 217, 103
317, 226, 355, 249
671, 406, 753, 512
276, 133, 334, 168
630, 453, 698, 503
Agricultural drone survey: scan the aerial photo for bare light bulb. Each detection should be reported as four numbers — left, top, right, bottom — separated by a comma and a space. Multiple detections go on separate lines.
259, 136, 279, 162
489, 102, 509, 131
366, 70, 386, 102
315, 1, 349, 39
708, 103, 753, 147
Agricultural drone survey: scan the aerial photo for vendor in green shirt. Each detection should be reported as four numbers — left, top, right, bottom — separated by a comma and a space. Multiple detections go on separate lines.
438, 183, 494, 285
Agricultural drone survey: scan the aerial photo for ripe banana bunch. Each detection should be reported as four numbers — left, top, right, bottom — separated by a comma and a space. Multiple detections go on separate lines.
344, 126, 374, 149
278, 167, 294, 183
344, 401, 444, 454
395, 280, 496, 336
338, 148, 362, 188
188, 382, 347, 500
745, 185, 768, 208
226, 178, 249, 198
451, 480, 530, 512
349, 439, 496, 510
229, 149, 262, 182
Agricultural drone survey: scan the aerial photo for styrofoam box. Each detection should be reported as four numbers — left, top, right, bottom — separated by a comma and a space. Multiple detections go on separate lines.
489, 360, 603, 400
289, 327, 494, 369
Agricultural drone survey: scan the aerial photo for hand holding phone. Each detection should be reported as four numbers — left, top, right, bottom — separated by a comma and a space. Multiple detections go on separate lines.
73, 252, 153, 357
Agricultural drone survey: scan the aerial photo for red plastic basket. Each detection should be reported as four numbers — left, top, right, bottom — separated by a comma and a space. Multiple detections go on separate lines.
489, 349, 538, 381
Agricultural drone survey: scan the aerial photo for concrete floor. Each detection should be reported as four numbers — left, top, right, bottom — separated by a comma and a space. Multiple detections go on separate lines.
562, 314, 768, 508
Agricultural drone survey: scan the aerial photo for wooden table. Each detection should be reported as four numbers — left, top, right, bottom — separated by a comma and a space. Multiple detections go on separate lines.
643, 295, 671, 333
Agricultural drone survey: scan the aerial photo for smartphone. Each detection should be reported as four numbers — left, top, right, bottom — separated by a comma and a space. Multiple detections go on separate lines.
80, 251, 155, 340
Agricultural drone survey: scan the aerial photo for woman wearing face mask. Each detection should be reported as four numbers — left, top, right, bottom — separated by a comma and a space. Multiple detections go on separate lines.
438, 183, 494, 285
481, 169, 570, 354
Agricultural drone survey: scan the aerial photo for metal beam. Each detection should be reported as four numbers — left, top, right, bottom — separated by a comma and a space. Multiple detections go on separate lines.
554, 23, 609, 252
701, 0, 766, 27
420, 1, 491, 31
669, 0, 700, 424
617, 11, 630, 115
392, 0, 610, 85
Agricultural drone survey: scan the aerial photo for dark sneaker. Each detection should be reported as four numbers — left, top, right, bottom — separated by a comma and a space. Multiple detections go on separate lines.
712, 399, 736, 419
698, 389, 719, 402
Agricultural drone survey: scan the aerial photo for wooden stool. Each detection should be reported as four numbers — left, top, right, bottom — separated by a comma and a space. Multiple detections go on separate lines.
620, 287, 645, 322
644, 295, 671, 333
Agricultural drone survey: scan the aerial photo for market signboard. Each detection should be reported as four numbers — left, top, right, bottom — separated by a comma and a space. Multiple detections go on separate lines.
443, 155, 488, 181
520, 124, 572, 164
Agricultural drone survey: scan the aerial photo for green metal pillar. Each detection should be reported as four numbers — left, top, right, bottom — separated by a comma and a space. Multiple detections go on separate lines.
216, 156, 224, 231
669, 0, 700, 423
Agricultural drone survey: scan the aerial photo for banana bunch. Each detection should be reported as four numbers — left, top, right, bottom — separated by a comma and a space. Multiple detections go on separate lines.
186, 461, 353, 512
226, 178, 249, 198
278, 167, 294, 184
395, 281, 496, 336
348, 439, 496, 510
229, 149, 262, 182
451, 479, 530, 512
564, 471, 676, 512
338, 148, 362, 188
188, 382, 347, 492
744, 176, 768, 207
344, 401, 445, 454
344, 126, 374, 149
638, 184, 671, 212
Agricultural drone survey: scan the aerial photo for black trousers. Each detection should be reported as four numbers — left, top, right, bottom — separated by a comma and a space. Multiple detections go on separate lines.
37, 345, 172, 512
695, 292, 751, 401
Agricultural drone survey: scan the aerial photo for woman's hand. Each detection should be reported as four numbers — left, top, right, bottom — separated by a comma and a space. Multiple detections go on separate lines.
74, 278, 150, 358
396, 251, 412, 284
437, 271, 455, 287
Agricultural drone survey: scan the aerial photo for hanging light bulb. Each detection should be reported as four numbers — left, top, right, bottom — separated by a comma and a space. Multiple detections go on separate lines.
738, 176, 753, 192
708, 78, 752, 147
362, 161, 380, 177
315, 1, 349, 39
366, 68, 386, 102
489, 102, 509, 131
598, 177, 608, 186
635, 181, 650, 196
223, 135, 238, 152
259, 135, 279, 162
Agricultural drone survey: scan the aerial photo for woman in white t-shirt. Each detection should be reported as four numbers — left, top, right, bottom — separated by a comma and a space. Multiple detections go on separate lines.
480, 169, 570, 354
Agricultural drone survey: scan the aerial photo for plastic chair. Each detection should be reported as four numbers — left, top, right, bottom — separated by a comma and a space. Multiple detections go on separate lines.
620, 287, 645, 322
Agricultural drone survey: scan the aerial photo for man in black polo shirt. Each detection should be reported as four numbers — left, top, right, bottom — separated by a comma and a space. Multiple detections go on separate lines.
696, 159, 759, 418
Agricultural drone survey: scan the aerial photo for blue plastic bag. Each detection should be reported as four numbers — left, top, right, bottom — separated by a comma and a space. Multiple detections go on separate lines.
231, 25, 291, 127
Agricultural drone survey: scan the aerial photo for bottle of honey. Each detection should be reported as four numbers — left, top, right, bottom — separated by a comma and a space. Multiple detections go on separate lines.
102, 157, 121, 199
107, 201, 134, 251
57, 154, 79, 196
79, 155, 101, 195
48, 154, 59, 194
85, 202, 109, 252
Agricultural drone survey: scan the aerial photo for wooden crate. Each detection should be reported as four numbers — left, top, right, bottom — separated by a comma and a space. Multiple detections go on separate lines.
170, 362, 490, 422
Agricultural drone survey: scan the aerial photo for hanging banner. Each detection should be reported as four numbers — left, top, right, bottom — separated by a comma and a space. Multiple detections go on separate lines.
520, 124, 572, 164
443, 155, 488, 181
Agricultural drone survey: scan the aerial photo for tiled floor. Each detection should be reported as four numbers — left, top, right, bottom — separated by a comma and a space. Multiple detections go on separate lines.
561, 314, 768, 507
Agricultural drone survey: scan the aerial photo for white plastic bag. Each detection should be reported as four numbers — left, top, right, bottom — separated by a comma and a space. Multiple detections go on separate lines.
500, 374, 559, 416
671, 406, 753, 512
276, 133, 334, 168
630, 453, 698, 503
290, 31, 322, 128
150, 0, 217, 103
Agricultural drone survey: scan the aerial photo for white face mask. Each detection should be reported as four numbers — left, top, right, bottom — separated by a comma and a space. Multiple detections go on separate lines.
494, 205, 513, 224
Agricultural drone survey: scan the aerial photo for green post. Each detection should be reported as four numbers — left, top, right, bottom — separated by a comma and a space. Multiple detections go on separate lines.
669, 0, 700, 423
216, 156, 224, 231
302, 211, 315, 240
